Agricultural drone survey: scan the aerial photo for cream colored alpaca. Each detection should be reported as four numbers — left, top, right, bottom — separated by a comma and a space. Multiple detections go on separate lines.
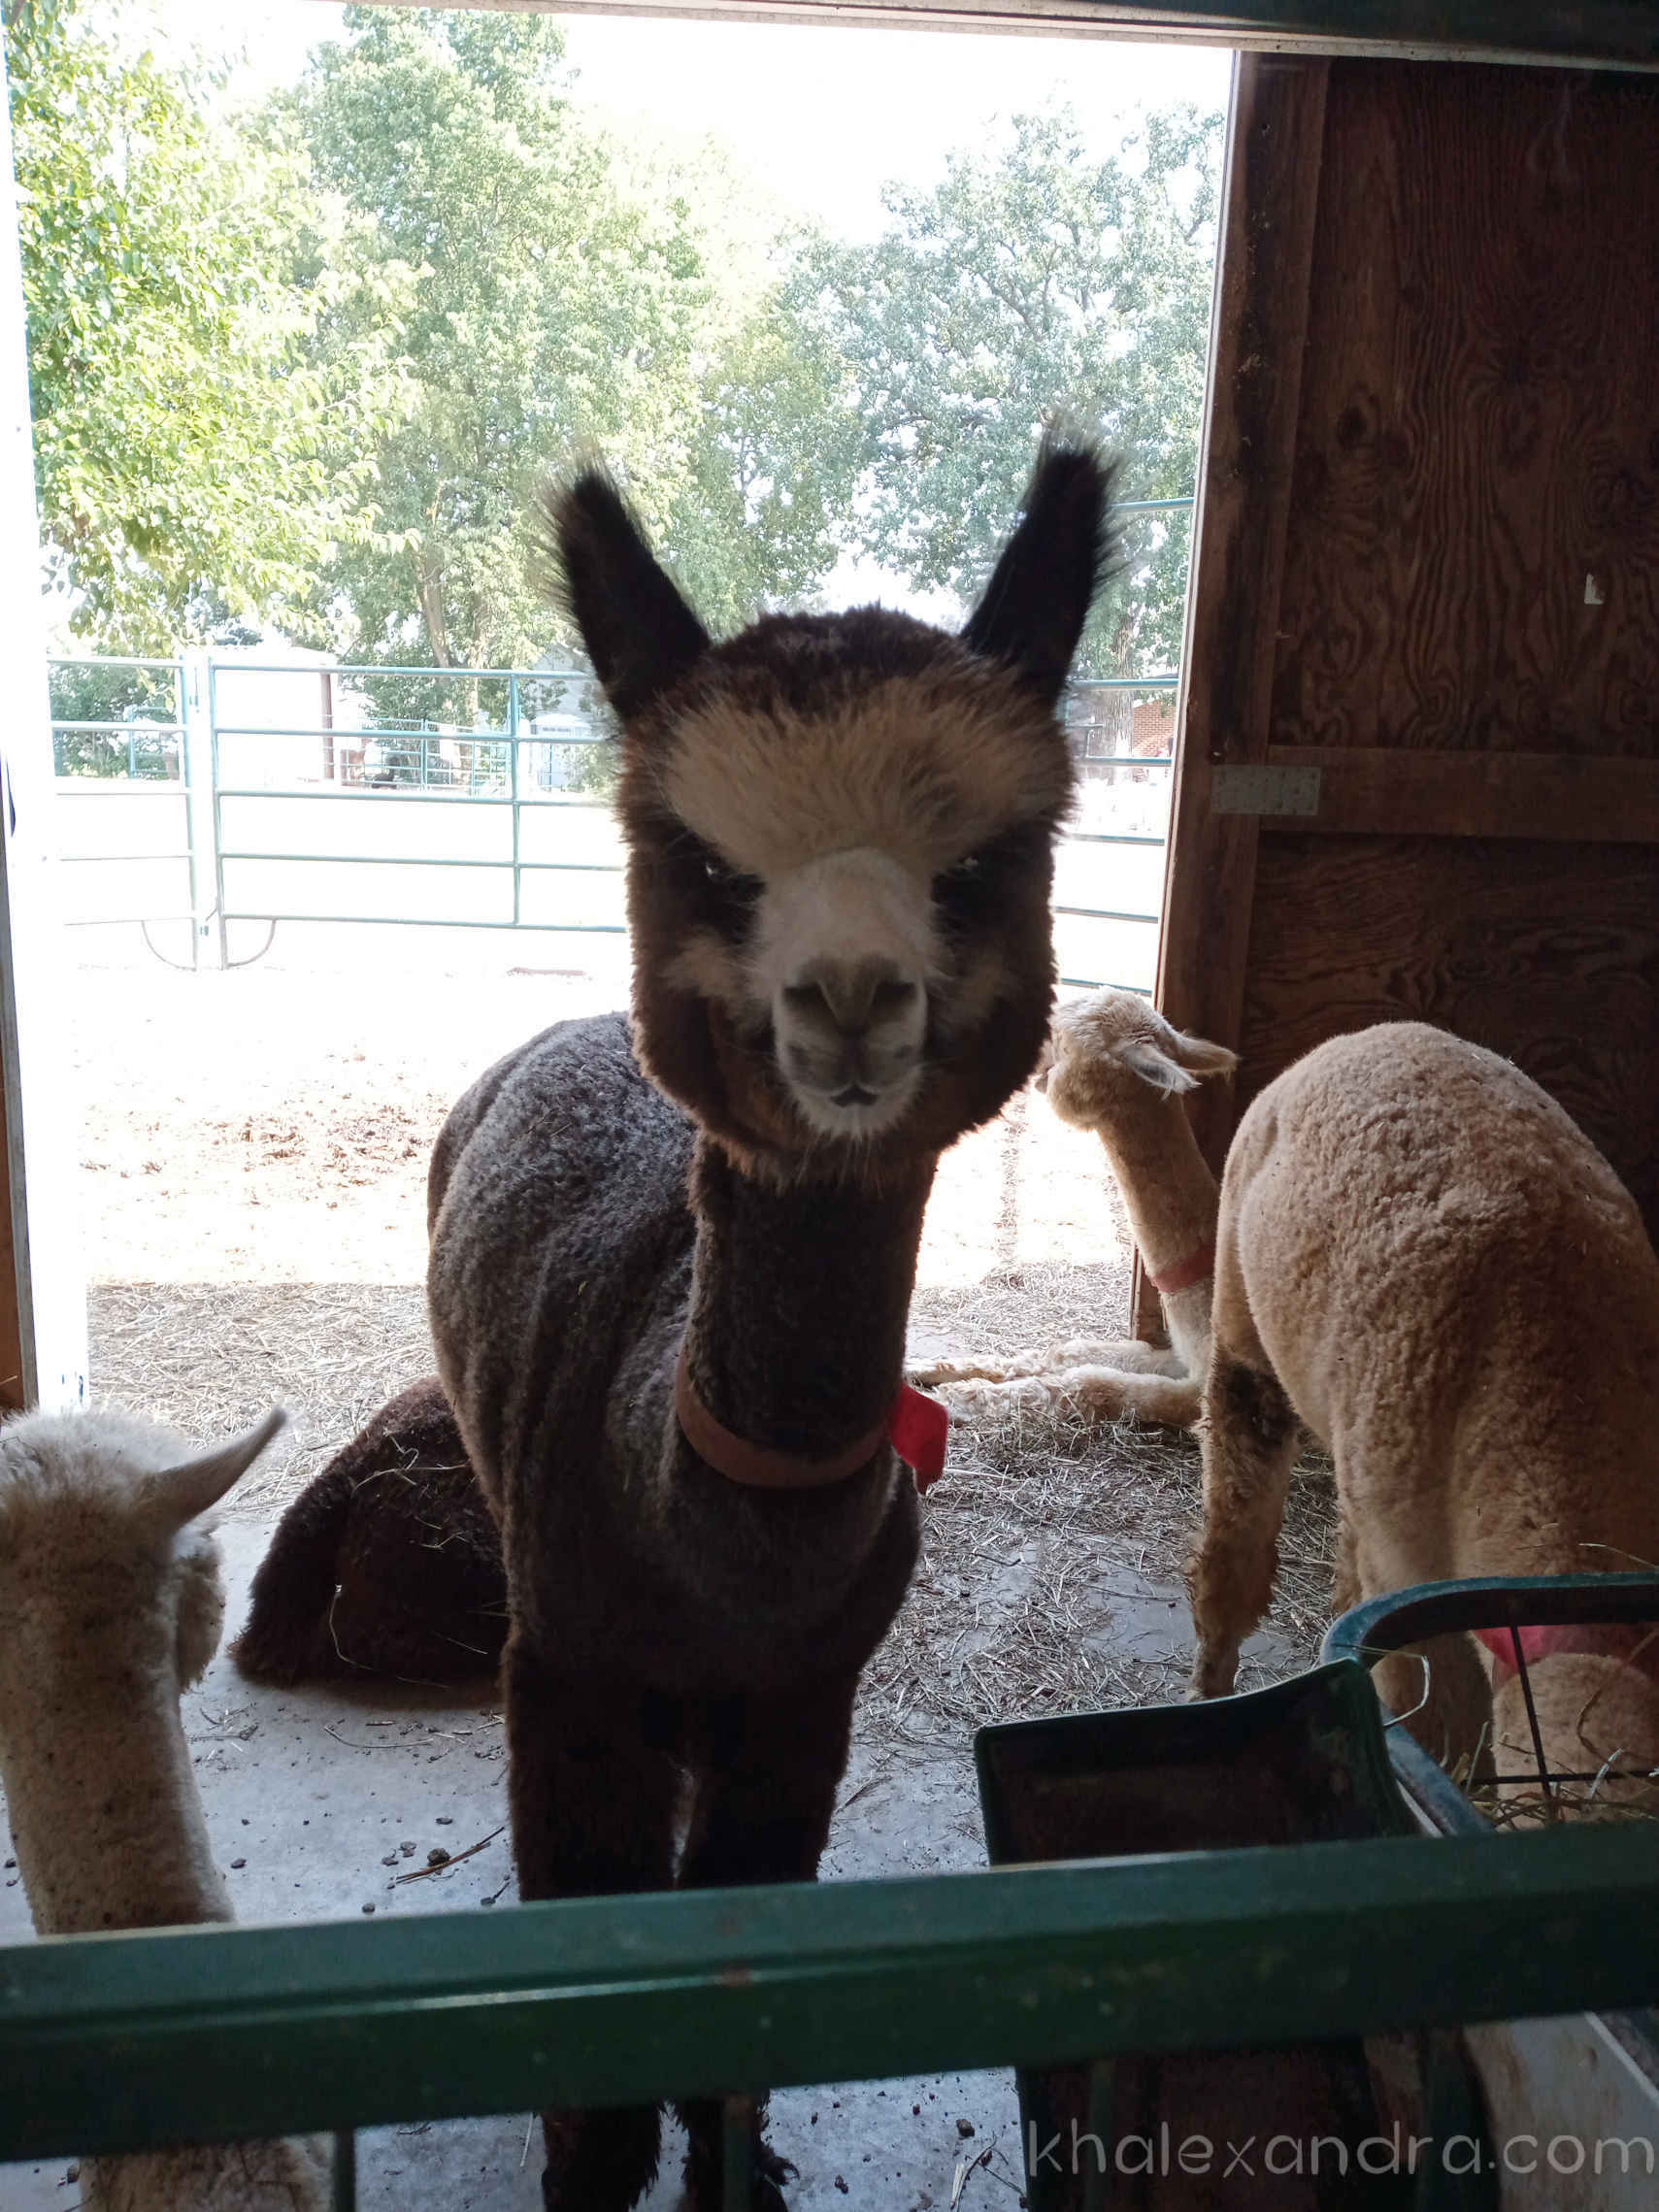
911, 989, 1234, 1427
1187, 1023, 1659, 1812
0, 1404, 329, 2209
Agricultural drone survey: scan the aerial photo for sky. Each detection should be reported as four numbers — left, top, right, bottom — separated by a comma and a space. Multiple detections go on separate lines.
164, 2, 1233, 241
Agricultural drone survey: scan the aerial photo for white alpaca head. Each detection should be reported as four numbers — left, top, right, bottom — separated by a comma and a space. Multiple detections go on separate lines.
0, 1405, 284, 1727
1041, 988, 1238, 1129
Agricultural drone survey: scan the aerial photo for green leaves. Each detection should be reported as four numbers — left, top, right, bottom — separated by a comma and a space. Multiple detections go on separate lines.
6, 0, 413, 654
801, 103, 1223, 679
282, 12, 866, 672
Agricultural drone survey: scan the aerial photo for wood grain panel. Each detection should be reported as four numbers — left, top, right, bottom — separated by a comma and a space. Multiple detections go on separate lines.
1265, 745, 1659, 841
1241, 833, 1659, 1241
1272, 65, 1659, 760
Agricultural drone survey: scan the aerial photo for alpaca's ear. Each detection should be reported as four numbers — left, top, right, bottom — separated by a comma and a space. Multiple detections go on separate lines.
1169, 1030, 1239, 1081
540, 467, 711, 724
962, 438, 1120, 708
146, 1407, 285, 1529
1117, 1040, 1199, 1096
173, 1522, 226, 1689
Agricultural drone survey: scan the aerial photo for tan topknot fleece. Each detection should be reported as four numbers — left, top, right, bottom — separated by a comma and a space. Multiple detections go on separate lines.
659, 659, 1073, 881
1187, 1020, 1659, 1813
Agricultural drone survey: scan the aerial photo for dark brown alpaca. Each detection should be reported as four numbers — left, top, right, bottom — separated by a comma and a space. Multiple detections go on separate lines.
427, 439, 1116, 2212
230, 1378, 506, 1686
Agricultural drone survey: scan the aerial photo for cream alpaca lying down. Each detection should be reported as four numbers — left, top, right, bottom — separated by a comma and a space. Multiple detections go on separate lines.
911, 988, 1234, 1427
1187, 1022, 1659, 1812
0, 1404, 329, 2209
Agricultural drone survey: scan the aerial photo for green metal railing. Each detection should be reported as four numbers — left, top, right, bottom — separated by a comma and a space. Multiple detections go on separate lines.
48, 655, 197, 933
203, 660, 628, 946
4, 1816, 1658, 2173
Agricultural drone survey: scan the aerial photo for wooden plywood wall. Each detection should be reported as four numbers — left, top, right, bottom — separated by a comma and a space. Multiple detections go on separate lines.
1150, 51, 1659, 1330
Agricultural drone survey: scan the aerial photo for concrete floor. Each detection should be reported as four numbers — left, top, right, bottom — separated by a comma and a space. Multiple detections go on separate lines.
0, 1523, 1037, 2212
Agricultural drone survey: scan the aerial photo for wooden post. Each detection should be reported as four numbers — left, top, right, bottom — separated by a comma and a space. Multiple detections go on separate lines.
1135, 50, 1329, 1343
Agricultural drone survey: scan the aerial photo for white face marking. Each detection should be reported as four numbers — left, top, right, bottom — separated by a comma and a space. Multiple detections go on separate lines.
747, 847, 939, 1139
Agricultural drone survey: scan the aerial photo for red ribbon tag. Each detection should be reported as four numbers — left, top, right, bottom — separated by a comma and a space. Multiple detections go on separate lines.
887, 1384, 949, 1495
1475, 1621, 1659, 1686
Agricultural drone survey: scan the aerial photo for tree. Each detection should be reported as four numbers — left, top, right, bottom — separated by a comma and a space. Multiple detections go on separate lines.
285, 11, 698, 677
803, 103, 1223, 699
662, 256, 865, 637
283, 14, 865, 682
4, 0, 411, 653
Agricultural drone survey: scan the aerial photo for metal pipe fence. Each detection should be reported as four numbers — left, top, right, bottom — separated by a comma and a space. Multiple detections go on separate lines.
49, 627, 1184, 992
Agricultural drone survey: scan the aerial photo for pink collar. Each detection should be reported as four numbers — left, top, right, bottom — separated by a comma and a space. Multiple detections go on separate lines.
1148, 1238, 1216, 1296
1475, 1621, 1659, 1687
674, 1344, 948, 1495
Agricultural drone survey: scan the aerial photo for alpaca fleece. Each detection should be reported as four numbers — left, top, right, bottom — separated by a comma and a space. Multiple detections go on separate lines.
1187, 1022, 1659, 1811
232, 1375, 505, 1686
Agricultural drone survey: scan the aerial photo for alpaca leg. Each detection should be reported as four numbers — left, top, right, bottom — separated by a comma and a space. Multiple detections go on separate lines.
942, 1362, 1200, 1429
911, 1346, 1078, 1385
1062, 1365, 1201, 1427
505, 1634, 680, 2212
1332, 1509, 1360, 1617
911, 1337, 1183, 1388
1049, 1337, 1185, 1376
1186, 1356, 1299, 1699
676, 1675, 859, 2212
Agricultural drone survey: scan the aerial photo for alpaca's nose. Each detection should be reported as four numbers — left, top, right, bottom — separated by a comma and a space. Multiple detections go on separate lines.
783, 957, 919, 1040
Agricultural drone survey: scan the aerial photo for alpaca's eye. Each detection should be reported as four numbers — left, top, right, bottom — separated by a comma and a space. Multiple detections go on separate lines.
933, 847, 988, 903
704, 856, 761, 901
694, 848, 763, 940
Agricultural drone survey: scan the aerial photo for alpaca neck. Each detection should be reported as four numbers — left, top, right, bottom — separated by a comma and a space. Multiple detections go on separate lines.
1094, 1106, 1217, 1372
1, 1668, 231, 1936
680, 1139, 935, 1459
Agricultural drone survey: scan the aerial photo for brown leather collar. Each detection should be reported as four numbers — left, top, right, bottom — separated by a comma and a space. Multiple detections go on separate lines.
675, 1343, 890, 1490
674, 1343, 948, 1494
1148, 1238, 1216, 1296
